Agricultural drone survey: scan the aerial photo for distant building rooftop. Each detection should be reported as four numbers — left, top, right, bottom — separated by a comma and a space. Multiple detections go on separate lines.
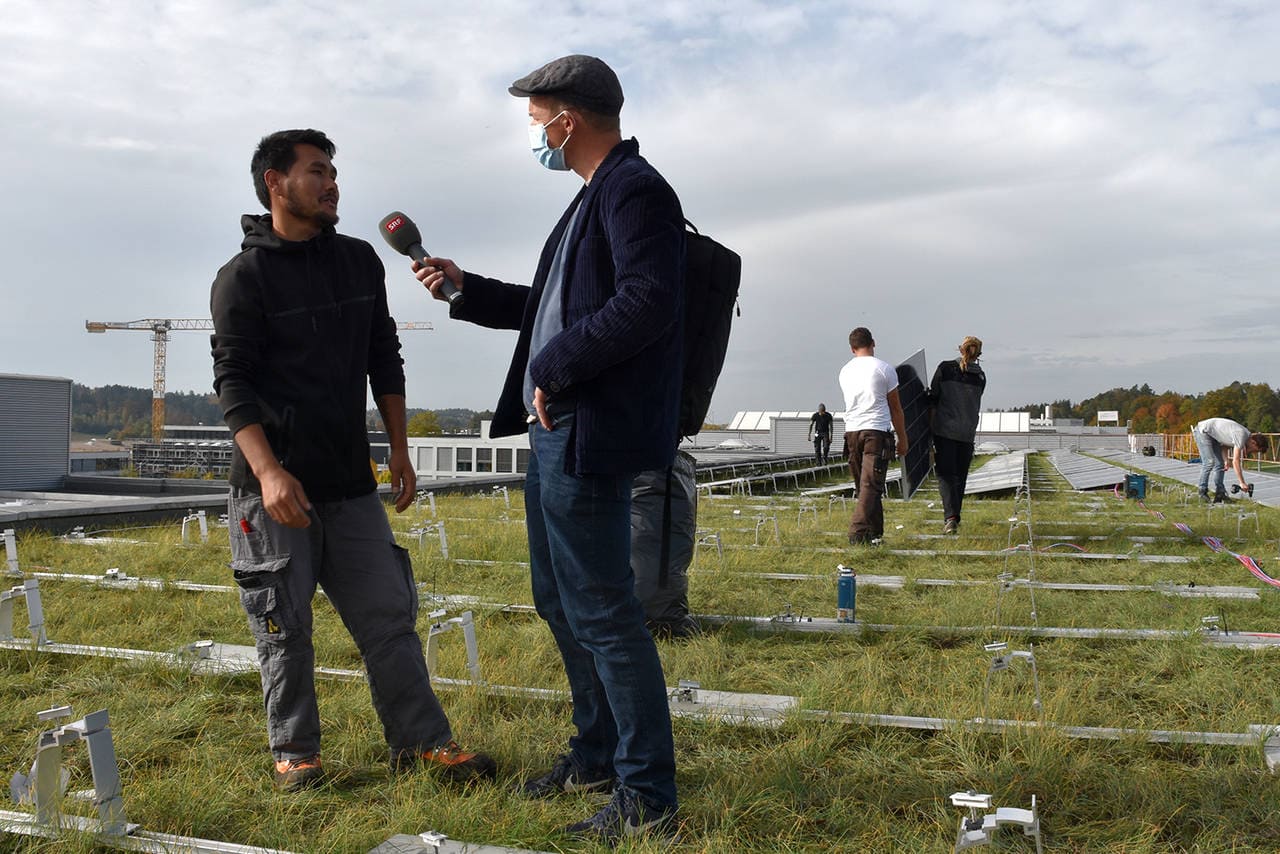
727, 411, 811, 431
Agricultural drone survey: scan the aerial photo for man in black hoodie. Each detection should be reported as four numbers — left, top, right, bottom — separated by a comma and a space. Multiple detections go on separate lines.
210, 128, 494, 791
808, 404, 834, 464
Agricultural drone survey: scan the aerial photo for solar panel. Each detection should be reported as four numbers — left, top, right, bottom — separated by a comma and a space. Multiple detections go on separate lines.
1047, 450, 1127, 490
1093, 450, 1280, 509
964, 450, 1030, 494
725, 411, 814, 431
895, 348, 931, 500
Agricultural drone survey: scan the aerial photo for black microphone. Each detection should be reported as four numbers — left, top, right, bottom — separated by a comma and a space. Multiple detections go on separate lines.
378, 211, 463, 306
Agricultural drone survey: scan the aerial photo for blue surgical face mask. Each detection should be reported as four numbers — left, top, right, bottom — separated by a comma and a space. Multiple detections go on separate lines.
529, 110, 572, 171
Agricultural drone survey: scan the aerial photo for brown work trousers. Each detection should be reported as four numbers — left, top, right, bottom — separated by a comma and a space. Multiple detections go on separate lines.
845, 429, 892, 542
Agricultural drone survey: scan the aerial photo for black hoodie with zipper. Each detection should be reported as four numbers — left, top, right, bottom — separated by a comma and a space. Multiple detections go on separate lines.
210, 213, 404, 501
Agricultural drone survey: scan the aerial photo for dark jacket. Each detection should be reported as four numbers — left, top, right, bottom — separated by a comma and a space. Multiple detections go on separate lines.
210, 214, 404, 500
928, 358, 986, 443
809, 410, 834, 439
452, 138, 685, 475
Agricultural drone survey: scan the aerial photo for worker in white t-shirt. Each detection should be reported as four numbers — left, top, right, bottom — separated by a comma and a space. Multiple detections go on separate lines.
838, 327, 908, 544
1191, 417, 1268, 502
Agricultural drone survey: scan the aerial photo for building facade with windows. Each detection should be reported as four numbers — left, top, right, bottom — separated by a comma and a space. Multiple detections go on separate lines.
406, 422, 530, 480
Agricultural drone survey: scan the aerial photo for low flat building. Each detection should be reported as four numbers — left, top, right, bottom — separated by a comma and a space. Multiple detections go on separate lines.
1, 374, 71, 490
407, 422, 530, 480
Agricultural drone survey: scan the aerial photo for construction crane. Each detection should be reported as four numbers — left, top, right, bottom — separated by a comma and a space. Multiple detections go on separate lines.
85, 318, 433, 440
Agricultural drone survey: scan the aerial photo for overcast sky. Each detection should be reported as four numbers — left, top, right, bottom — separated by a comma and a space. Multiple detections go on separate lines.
3, 1, 1278, 423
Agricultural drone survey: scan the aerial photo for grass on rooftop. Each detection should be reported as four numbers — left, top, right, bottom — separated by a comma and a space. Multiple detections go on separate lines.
5, 454, 1280, 851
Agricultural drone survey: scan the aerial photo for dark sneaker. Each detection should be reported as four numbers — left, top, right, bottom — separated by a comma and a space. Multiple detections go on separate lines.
942, 518, 959, 535
391, 740, 497, 783
564, 785, 677, 845
1198, 490, 1211, 503
274, 754, 323, 792
518, 753, 614, 798
1213, 492, 1232, 504
647, 616, 702, 641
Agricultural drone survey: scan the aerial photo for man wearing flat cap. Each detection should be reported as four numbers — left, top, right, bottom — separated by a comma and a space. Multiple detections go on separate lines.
413, 54, 683, 843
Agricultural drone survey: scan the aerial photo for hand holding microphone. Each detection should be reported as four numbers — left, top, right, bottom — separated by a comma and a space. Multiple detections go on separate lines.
413, 255, 465, 305
378, 211, 464, 307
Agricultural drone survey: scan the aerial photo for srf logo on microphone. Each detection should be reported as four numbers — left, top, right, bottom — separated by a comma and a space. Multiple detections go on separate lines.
384, 215, 404, 233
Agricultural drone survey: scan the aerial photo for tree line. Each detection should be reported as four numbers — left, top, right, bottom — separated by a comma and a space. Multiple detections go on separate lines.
70, 384, 493, 439
72, 384, 225, 438
365, 407, 494, 436
1012, 381, 1280, 434
72, 382, 1280, 439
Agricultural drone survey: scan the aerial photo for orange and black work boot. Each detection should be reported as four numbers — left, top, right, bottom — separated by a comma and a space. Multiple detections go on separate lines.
274, 755, 323, 792
391, 740, 497, 783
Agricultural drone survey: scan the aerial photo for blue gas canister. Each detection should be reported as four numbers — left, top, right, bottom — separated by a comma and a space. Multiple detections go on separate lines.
837, 565, 856, 623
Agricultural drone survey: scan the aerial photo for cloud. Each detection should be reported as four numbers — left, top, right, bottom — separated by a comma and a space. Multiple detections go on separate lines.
82, 136, 158, 152
2, 1, 1279, 418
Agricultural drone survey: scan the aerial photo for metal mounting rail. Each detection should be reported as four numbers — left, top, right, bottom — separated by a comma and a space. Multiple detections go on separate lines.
16, 566, 1273, 647
370, 833, 554, 853
882, 548, 1192, 564
0, 811, 297, 853
28, 563, 1265, 602
0, 810, 551, 854
4, 637, 1280, 768
913, 577, 1261, 600
697, 613, 1280, 649
20, 566, 1270, 639
699, 570, 1261, 601
0, 637, 786, 726
1, 580, 46, 645
4, 529, 19, 577
795, 711, 1280, 752
29, 570, 238, 593
1032, 519, 1164, 528
700, 543, 1199, 564
23, 573, 544, 616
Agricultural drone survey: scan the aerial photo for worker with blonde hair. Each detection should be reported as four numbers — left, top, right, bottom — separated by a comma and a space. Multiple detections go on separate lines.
927, 336, 986, 534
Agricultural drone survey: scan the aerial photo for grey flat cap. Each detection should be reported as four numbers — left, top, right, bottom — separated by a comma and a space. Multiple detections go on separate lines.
509, 54, 624, 116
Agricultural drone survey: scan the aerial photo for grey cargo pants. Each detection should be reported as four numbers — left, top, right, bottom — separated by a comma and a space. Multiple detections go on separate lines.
228, 487, 452, 761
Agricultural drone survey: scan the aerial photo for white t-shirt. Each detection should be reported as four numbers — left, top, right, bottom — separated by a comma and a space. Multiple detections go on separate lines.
1196, 417, 1250, 449
839, 355, 898, 431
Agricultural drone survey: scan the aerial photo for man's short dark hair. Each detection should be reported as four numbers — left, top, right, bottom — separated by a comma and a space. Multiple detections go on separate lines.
571, 103, 622, 133
1249, 433, 1270, 456
849, 327, 874, 350
546, 98, 621, 133
251, 129, 336, 210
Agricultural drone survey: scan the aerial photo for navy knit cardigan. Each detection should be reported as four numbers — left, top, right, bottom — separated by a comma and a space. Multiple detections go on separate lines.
451, 138, 686, 475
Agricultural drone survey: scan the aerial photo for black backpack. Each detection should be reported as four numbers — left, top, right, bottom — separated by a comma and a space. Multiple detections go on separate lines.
634, 220, 740, 608
678, 220, 741, 437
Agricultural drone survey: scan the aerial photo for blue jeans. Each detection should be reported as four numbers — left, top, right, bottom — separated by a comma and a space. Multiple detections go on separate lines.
1193, 428, 1225, 496
525, 417, 677, 809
